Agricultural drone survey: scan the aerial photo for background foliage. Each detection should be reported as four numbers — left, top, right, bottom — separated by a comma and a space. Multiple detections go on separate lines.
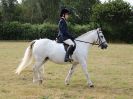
0, 0, 133, 43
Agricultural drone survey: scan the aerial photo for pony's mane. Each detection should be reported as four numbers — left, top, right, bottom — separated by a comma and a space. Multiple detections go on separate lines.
77, 29, 96, 39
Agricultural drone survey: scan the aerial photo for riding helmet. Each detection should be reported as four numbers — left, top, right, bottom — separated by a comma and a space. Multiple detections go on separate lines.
60, 8, 70, 17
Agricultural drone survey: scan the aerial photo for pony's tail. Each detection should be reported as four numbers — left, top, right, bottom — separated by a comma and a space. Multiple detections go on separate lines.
15, 40, 36, 75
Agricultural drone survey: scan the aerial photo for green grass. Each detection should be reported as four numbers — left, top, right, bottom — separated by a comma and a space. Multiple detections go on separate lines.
0, 42, 133, 99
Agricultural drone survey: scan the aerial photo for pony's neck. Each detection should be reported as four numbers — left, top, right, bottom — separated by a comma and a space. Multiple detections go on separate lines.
75, 30, 97, 54
77, 30, 96, 44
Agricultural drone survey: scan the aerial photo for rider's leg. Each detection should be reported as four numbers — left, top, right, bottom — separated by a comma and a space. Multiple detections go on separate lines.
63, 39, 75, 62
64, 39, 75, 46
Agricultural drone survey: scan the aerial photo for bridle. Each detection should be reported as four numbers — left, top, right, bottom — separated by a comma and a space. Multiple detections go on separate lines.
75, 30, 106, 46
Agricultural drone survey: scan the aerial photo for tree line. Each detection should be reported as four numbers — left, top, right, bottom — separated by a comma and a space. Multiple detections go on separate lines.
0, 0, 100, 23
0, 0, 133, 43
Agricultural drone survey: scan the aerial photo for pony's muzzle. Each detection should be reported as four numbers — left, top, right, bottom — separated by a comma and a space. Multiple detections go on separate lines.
101, 42, 108, 49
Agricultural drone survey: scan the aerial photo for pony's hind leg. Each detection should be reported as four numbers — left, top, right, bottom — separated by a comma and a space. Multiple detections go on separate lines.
33, 58, 47, 84
33, 62, 43, 84
65, 63, 78, 85
33, 64, 38, 83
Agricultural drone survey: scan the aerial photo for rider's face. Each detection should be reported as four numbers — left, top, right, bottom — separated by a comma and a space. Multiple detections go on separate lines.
65, 13, 69, 20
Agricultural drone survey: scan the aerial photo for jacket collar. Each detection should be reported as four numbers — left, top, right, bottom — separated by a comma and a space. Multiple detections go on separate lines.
61, 17, 66, 21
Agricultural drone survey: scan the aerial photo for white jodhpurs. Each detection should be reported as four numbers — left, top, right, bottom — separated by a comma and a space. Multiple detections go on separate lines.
64, 39, 74, 46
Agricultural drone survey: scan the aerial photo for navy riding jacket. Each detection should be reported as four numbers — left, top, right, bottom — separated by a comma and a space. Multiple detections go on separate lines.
57, 18, 74, 42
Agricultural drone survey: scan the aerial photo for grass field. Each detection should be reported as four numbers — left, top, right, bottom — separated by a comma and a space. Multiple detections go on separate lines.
0, 42, 133, 99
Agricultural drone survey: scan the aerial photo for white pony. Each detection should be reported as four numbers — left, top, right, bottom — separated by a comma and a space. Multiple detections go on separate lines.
16, 28, 108, 87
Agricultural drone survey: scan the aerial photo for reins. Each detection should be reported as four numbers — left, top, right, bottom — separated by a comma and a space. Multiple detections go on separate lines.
75, 30, 101, 46
75, 39, 99, 45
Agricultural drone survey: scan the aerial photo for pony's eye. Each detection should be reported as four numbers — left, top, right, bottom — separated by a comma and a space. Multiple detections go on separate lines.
101, 36, 103, 38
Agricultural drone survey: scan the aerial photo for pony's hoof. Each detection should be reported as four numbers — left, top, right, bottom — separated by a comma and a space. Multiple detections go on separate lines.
66, 83, 69, 85
65, 82, 70, 85
39, 80, 43, 85
89, 85, 94, 88
33, 80, 38, 83
65, 83, 70, 85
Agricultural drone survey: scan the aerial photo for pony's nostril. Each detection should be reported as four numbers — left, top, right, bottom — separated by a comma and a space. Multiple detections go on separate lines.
105, 44, 108, 49
101, 44, 108, 49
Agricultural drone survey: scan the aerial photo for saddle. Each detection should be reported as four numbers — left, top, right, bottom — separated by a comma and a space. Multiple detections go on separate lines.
63, 42, 76, 56
56, 38, 76, 56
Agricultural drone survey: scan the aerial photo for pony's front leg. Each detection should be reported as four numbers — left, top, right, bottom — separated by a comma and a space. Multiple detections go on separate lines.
65, 63, 78, 85
80, 61, 94, 87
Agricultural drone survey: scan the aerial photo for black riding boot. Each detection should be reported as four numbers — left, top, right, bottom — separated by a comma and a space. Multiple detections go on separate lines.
64, 45, 74, 62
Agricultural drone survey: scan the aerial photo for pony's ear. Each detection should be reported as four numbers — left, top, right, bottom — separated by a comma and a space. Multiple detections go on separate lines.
97, 28, 101, 31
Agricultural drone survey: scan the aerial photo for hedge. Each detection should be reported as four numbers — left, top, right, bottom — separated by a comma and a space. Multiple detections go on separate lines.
0, 22, 93, 40
0, 22, 58, 40
0, 21, 133, 43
